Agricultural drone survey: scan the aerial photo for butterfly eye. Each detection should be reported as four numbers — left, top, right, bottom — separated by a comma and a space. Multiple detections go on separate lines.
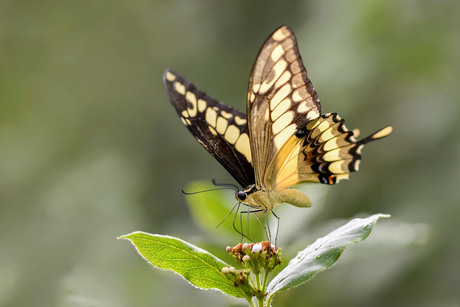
236, 191, 247, 201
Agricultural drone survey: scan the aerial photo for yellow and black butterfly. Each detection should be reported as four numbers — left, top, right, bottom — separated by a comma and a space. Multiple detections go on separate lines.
163, 25, 392, 212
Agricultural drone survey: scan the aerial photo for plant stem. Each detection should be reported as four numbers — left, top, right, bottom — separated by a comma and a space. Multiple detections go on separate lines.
254, 271, 261, 289
257, 294, 264, 306
261, 271, 270, 293
265, 294, 273, 307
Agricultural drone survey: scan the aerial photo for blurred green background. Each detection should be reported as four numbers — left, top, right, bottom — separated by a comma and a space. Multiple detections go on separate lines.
1, 0, 459, 306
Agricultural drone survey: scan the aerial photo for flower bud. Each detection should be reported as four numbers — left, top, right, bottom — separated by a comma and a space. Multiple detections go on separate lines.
242, 243, 252, 250
252, 243, 263, 253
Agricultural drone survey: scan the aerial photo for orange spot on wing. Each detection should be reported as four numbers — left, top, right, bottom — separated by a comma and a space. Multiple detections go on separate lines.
328, 175, 336, 184
305, 151, 314, 163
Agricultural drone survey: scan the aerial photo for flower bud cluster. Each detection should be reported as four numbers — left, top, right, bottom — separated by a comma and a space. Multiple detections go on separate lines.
226, 241, 281, 275
221, 265, 249, 286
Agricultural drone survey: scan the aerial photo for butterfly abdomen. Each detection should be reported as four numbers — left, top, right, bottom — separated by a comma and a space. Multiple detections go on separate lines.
242, 188, 312, 210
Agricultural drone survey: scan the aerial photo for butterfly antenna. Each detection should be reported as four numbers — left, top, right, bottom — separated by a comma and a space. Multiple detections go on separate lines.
181, 187, 235, 195
211, 178, 239, 192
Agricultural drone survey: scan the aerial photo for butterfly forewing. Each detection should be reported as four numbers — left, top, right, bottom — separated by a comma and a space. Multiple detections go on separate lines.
163, 69, 255, 187
247, 26, 321, 189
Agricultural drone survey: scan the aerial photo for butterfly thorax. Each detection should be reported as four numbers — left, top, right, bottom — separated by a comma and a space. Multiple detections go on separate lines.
236, 185, 312, 210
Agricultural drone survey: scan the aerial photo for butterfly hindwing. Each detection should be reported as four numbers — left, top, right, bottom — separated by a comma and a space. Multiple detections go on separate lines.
271, 113, 393, 188
163, 69, 255, 187
246, 25, 321, 188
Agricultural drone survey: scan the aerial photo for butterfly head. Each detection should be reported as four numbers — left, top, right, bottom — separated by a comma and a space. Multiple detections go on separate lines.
235, 184, 257, 202
236, 184, 298, 210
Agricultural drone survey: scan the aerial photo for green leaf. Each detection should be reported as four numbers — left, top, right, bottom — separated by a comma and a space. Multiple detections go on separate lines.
119, 232, 252, 299
184, 180, 265, 241
266, 214, 390, 295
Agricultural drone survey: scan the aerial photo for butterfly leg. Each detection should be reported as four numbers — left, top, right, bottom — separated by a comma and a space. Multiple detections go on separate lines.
216, 201, 240, 228
238, 206, 269, 242
262, 209, 272, 243
218, 201, 254, 242
251, 208, 270, 242
233, 203, 260, 242
270, 209, 280, 247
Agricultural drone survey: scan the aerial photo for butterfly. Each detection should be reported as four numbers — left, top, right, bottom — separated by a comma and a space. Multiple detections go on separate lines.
163, 25, 392, 212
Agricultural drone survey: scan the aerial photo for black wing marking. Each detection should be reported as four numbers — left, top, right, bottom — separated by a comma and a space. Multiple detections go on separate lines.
163, 68, 255, 188
298, 113, 393, 184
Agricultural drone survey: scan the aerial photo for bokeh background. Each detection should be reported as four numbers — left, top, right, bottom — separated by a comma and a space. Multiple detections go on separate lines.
1, 1, 460, 306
